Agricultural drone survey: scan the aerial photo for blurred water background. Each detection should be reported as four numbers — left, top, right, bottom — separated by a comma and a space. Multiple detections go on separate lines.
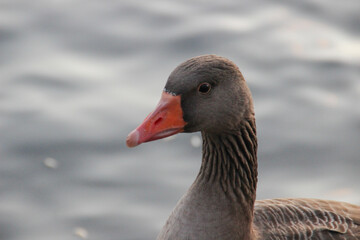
0, 0, 360, 239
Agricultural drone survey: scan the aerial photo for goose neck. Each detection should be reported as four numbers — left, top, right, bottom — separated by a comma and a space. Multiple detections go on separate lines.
197, 118, 258, 214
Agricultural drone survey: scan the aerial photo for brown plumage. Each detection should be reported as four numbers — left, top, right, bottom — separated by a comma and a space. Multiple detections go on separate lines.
127, 55, 360, 240
255, 199, 360, 239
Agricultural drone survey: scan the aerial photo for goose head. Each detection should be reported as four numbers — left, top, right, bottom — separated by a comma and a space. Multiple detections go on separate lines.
126, 55, 254, 147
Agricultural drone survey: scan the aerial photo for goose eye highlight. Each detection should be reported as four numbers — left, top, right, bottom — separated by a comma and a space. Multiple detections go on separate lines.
198, 83, 211, 94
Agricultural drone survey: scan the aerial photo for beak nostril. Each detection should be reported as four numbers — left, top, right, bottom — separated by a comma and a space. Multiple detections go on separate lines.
154, 117, 163, 126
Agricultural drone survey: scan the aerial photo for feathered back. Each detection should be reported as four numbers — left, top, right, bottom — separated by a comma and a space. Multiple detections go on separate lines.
254, 198, 360, 240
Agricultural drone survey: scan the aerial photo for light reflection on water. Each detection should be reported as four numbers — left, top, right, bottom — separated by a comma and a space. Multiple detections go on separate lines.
0, 0, 359, 239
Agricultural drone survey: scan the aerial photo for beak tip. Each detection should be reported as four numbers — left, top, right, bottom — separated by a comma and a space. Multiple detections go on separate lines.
126, 129, 140, 148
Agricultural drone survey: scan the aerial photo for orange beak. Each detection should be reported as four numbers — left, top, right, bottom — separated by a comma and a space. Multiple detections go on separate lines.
126, 92, 186, 147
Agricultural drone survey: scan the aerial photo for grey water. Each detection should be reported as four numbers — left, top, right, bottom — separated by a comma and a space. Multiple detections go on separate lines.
0, 0, 359, 239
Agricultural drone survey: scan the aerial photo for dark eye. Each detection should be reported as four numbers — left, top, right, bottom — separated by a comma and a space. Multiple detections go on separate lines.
198, 82, 211, 94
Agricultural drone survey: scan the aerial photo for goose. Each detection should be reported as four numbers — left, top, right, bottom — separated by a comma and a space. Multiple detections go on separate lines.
126, 55, 360, 240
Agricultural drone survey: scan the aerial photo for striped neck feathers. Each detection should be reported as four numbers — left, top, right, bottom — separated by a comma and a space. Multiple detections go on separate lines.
197, 118, 258, 208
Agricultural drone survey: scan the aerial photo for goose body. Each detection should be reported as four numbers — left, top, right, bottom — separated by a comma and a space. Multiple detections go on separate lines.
255, 199, 360, 240
127, 55, 360, 240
